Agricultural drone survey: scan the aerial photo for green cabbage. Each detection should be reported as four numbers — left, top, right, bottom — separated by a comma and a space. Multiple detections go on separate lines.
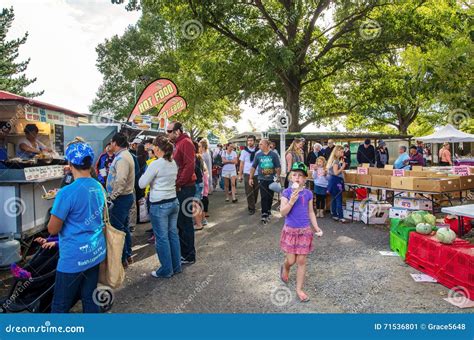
423, 214, 436, 226
403, 211, 428, 227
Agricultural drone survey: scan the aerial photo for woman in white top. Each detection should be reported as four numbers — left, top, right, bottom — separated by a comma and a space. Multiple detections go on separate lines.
221, 142, 238, 203
138, 136, 181, 279
17, 124, 53, 159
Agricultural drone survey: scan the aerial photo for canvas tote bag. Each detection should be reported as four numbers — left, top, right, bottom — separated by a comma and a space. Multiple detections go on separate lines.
99, 191, 126, 289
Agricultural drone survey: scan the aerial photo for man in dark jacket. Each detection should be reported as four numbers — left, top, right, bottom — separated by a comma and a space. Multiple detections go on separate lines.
357, 139, 376, 166
167, 121, 196, 265
306, 143, 323, 166
322, 139, 335, 160
343, 144, 351, 169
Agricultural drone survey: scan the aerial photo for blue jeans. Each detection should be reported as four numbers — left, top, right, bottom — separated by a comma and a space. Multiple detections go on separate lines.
177, 185, 196, 262
331, 191, 344, 219
109, 194, 134, 262
51, 264, 100, 313
150, 199, 181, 277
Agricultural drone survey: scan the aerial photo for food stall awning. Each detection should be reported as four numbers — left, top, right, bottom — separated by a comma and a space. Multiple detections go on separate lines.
0, 91, 85, 126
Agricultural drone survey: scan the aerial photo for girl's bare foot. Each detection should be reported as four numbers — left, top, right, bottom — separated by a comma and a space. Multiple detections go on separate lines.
280, 265, 289, 283
296, 290, 310, 302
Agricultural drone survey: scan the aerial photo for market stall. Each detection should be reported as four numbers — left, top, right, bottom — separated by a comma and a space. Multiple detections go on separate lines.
0, 91, 84, 243
342, 165, 474, 227
416, 124, 474, 164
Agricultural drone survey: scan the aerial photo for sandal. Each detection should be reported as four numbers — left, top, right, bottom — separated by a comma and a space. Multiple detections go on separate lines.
280, 265, 289, 284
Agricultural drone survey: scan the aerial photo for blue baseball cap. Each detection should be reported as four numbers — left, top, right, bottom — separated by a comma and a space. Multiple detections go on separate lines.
65, 142, 95, 166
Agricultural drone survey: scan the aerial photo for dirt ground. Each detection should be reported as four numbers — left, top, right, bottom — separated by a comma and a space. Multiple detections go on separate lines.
110, 189, 472, 314
0, 188, 471, 314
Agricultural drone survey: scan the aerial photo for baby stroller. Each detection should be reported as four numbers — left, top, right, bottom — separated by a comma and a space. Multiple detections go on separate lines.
0, 245, 113, 313
0, 246, 59, 313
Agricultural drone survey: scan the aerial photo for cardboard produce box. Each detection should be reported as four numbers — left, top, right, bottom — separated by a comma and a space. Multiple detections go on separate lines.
346, 199, 362, 211
360, 202, 391, 225
343, 209, 361, 221
370, 168, 393, 176
356, 174, 372, 186
368, 168, 383, 175
371, 175, 391, 188
389, 207, 410, 219
394, 197, 433, 211
344, 171, 357, 184
390, 176, 421, 190
460, 175, 474, 190
415, 177, 461, 192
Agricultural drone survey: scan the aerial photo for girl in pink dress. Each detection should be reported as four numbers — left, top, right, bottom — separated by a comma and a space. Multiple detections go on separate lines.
280, 162, 323, 302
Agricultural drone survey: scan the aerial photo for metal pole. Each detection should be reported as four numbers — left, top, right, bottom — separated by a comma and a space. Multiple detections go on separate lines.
134, 80, 137, 103
280, 129, 286, 176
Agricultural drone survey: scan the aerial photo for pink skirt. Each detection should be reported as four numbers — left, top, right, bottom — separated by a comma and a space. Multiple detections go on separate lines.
280, 225, 314, 255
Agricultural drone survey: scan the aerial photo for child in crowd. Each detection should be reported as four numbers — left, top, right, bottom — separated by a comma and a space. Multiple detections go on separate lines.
280, 162, 323, 303
312, 156, 329, 218
327, 145, 346, 223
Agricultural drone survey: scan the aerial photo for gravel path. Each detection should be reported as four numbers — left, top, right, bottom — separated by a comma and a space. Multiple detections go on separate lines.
113, 189, 471, 314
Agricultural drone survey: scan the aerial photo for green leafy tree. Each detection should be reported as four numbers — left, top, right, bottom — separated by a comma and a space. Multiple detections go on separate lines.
90, 13, 241, 134
118, 0, 456, 132
0, 7, 42, 97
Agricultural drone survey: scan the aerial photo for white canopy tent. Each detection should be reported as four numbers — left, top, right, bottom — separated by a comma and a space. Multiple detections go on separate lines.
416, 124, 474, 143
416, 124, 474, 163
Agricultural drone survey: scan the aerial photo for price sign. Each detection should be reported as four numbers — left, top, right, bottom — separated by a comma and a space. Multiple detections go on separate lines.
452, 166, 470, 176
357, 167, 369, 175
393, 169, 405, 177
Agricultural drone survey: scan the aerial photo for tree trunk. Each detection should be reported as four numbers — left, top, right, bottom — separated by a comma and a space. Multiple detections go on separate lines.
283, 80, 301, 132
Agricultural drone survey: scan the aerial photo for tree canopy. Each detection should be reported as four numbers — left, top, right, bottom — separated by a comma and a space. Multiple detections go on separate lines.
0, 7, 42, 97
101, 0, 473, 135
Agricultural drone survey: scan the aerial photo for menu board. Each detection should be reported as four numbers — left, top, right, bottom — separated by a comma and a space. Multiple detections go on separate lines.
24, 165, 63, 181
54, 124, 64, 155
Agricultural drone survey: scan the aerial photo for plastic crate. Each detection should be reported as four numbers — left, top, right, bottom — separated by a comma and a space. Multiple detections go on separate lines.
406, 252, 440, 278
390, 231, 408, 260
437, 272, 474, 302
439, 246, 474, 287
406, 233, 473, 279
390, 220, 416, 242
407, 233, 471, 263
390, 218, 401, 229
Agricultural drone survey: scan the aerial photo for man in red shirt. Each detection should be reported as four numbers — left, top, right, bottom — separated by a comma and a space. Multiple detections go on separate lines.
167, 122, 197, 264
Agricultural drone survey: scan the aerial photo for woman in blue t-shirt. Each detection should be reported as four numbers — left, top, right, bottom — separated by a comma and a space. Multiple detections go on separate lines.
48, 141, 106, 313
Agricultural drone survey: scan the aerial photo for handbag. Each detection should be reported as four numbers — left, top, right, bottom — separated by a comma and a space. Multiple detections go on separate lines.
98, 191, 126, 289
138, 197, 150, 223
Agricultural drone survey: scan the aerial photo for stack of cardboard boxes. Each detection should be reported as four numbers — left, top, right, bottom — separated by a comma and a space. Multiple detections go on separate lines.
341, 165, 474, 225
